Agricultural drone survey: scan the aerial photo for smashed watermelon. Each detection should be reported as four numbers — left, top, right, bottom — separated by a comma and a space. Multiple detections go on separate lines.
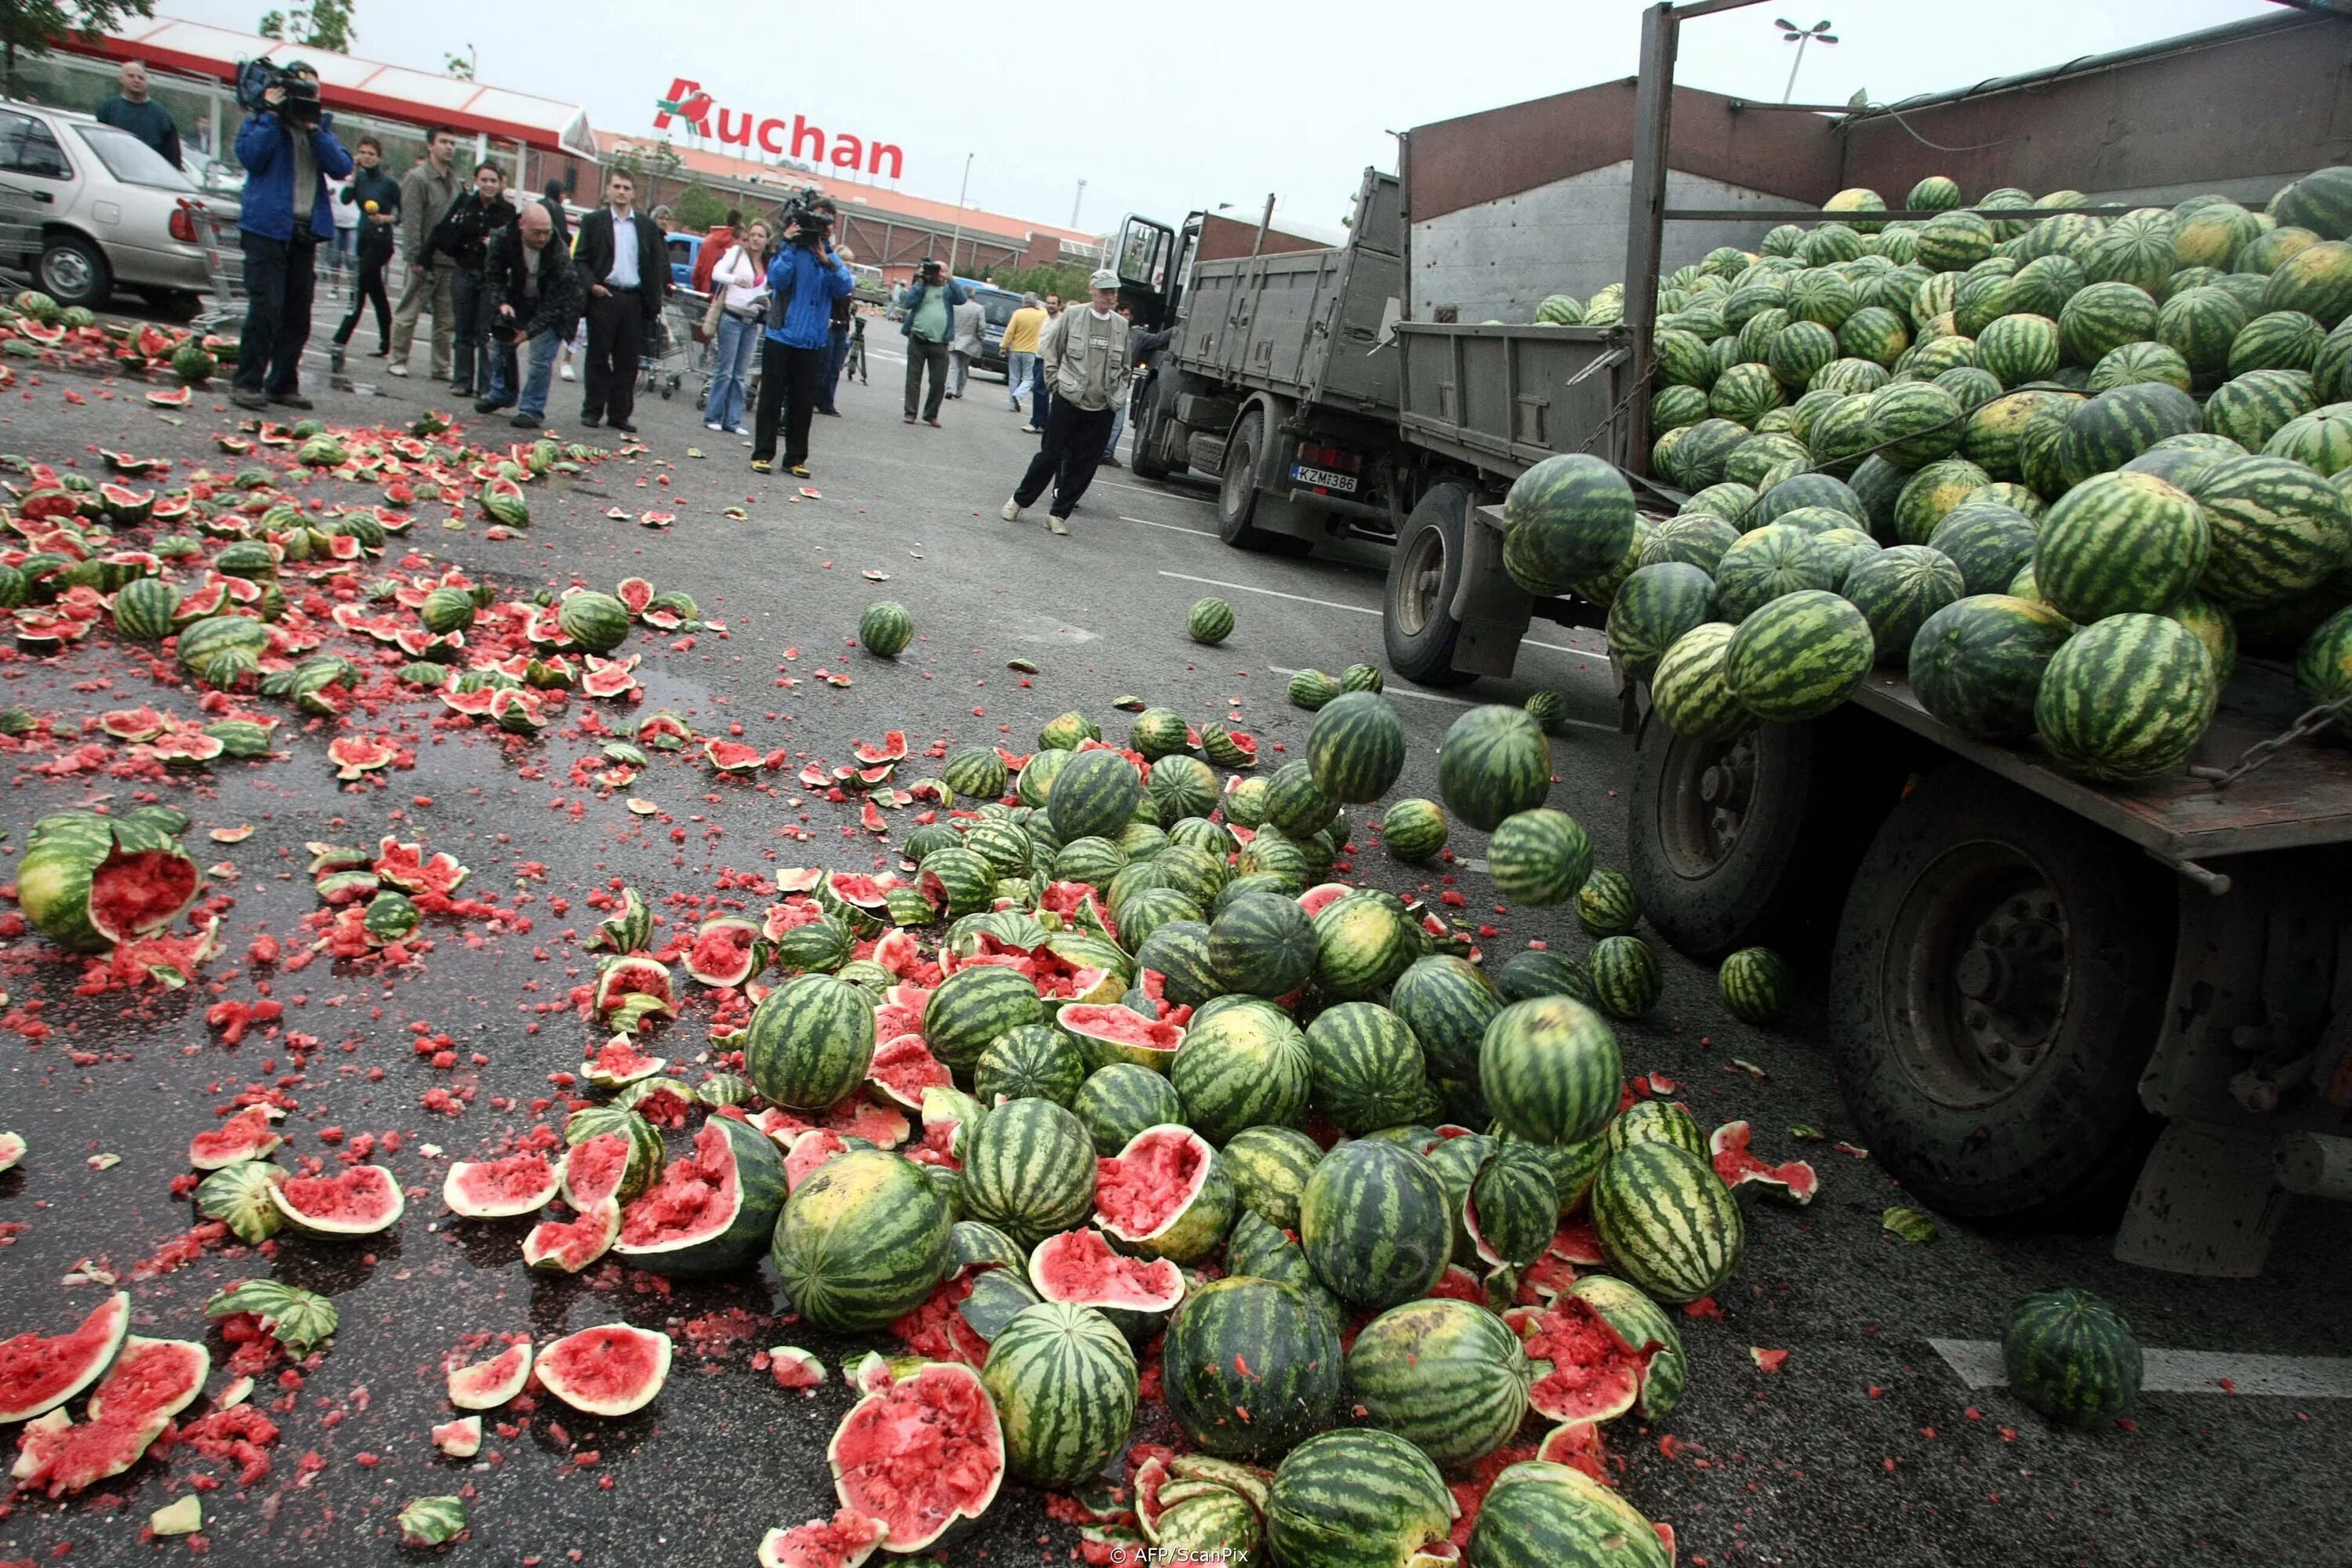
1710, 1120, 1820, 1204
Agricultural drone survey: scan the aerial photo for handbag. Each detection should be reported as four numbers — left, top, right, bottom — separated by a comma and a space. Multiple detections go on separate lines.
699, 290, 725, 343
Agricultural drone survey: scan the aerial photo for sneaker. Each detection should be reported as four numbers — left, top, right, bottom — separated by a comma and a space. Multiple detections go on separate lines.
387, 364, 408, 377
510, 413, 542, 429
230, 389, 268, 411
750, 459, 773, 474
924, 417, 941, 427
704, 422, 723, 432
1045, 514, 1069, 535
475, 398, 508, 415
270, 393, 314, 410
1101, 456, 1123, 469
728, 426, 750, 436
611, 420, 637, 435
902, 413, 916, 423
559, 365, 575, 381
788, 465, 811, 478
1000, 498, 1022, 522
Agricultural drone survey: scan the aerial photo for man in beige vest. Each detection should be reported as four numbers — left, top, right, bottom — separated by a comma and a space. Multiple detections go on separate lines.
387, 126, 462, 379
1001, 269, 1132, 535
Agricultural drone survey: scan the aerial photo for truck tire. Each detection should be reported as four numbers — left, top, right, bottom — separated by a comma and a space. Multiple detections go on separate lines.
1131, 372, 1181, 482
1217, 408, 1312, 557
1381, 481, 1479, 687
1826, 764, 2170, 1224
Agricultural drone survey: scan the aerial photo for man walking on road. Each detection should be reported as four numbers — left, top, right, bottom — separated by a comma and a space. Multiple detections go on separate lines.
230, 69, 352, 412
96, 60, 181, 169
948, 288, 985, 399
572, 169, 669, 435
475, 201, 583, 430
387, 127, 462, 380
1000, 292, 1044, 419
750, 209, 854, 476
898, 257, 964, 426
1001, 269, 1133, 535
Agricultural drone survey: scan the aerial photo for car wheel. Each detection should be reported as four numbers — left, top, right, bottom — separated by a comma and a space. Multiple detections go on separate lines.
38, 234, 110, 310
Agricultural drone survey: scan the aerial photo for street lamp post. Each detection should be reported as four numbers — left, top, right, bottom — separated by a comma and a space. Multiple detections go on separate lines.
946, 152, 972, 275
1775, 18, 1837, 103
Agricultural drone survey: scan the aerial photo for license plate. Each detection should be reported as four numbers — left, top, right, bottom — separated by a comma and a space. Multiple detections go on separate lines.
1291, 464, 1357, 493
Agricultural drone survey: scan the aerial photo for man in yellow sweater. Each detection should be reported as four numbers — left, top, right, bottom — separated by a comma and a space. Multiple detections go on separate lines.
1000, 292, 1046, 421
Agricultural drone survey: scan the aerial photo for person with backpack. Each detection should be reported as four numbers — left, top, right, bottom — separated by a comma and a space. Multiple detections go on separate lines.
435, 161, 517, 399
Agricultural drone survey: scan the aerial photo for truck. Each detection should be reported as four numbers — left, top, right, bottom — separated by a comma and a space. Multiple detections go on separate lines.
1112, 0, 2352, 1276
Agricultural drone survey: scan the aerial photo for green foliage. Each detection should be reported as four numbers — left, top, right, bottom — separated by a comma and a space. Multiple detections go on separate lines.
987, 261, 1094, 301
669, 181, 731, 233
258, 0, 353, 49
0, 0, 156, 87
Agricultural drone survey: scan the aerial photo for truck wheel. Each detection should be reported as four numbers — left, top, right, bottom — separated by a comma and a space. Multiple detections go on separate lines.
1131, 374, 1178, 481
1217, 409, 1312, 557
1626, 721, 1825, 960
1382, 481, 1478, 686
1827, 765, 2169, 1223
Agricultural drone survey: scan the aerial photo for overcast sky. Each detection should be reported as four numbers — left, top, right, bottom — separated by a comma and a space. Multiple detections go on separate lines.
158, 0, 2286, 231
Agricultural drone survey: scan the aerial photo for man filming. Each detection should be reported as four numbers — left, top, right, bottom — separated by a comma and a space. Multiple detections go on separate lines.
231, 62, 351, 412
750, 198, 853, 478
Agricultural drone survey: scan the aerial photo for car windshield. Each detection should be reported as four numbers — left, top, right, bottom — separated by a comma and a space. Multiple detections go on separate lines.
977, 292, 1020, 328
73, 123, 196, 192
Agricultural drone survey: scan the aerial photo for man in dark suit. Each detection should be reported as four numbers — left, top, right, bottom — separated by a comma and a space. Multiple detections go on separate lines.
570, 169, 668, 434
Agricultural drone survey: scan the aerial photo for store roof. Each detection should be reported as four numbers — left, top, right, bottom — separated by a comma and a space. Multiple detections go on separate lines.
71, 19, 597, 156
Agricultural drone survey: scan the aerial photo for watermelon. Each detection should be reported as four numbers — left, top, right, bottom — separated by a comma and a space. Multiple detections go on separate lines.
1573, 868, 1640, 938
1346, 1298, 1530, 1468
2154, 285, 2249, 386
2057, 281, 2160, 367
1162, 1276, 1341, 1461
1908, 594, 2077, 740
1712, 523, 1838, 622
1590, 1141, 1744, 1305
557, 590, 631, 653
1842, 544, 1965, 661
771, 1149, 952, 1331
960, 1098, 1096, 1247
1309, 889, 1417, 999
858, 601, 913, 657
1171, 996, 1310, 1145
615, 1117, 787, 1276
1305, 690, 1405, 804
20, 808, 201, 954
941, 745, 1008, 800
1299, 1002, 1426, 1136
1130, 707, 1193, 760
1975, 313, 2060, 388
2005, 253, 2085, 318
1264, 1429, 1456, 1568
1488, 808, 1593, 907
745, 974, 877, 1109
978, 1301, 1136, 1488
1722, 590, 1873, 721
1207, 890, 1316, 999
1481, 995, 1621, 1146
2060, 382, 2202, 487
1465, 1460, 1672, 1568
2205, 368, 2318, 451
1766, 318, 1838, 387
1500, 454, 1638, 597
1867, 381, 1967, 467
2003, 1288, 2143, 1428
1718, 946, 1794, 1025
2035, 612, 2216, 782
1094, 1123, 1236, 1263
2271, 167, 2352, 242
1388, 955, 1504, 1082
1605, 561, 1715, 681
1288, 669, 1341, 709
2034, 470, 2209, 621
1650, 622, 1750, 741
1711, 361, 1785, 423
828, 1362, 1005, 1552
2183, 454, 2352, 608
2263, 240, 2352, 328
442, 1151, 563, 1219
0, 1292, 131, 1425
1436, 705, 1552, 832
1298, 1138, 1450, 1309
1047, 748, 1143, 840
2267, 404, 2352, 475
1535, 293, 1587, 325
924, 964, 1045, 1073
975, 1025, 1086, 1107
2091, 339, 2192, 394
1586, 935, 1661, 1022
1838, 306, 1912, 368
1379, 798, 1448, 862
1890, 458, 1994, 545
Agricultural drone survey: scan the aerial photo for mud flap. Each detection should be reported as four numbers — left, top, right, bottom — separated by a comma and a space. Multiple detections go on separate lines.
2112, 1120, 2291, 1278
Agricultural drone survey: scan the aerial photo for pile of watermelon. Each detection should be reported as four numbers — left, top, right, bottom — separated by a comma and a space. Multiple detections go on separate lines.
1515, 166, 2352, 784
419, 701, 1824, 1566
0, 289, 234, 387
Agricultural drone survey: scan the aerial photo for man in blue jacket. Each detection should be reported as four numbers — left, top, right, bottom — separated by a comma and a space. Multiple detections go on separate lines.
231, 70, 353, 411
750, 209, 855, 477
896, 257, 966, 426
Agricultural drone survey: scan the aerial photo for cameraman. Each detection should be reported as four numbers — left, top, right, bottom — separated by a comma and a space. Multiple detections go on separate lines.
750, 201, 854, 477
230, 64, 351, 412
897, 256, 966, 426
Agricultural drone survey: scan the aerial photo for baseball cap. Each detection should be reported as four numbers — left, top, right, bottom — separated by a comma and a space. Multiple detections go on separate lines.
1090, 268, 1120, 291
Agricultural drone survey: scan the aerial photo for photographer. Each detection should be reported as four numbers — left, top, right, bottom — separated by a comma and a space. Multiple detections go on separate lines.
474, 200, 584, 430
230, 62, 352, 412
897, 256, 965, 426
572, 169, 669, 434
434, 161, 518, 399
750, 199, 853, 477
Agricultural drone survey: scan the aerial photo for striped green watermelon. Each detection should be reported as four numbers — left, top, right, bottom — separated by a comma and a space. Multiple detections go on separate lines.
1843, 544, 1966, 660
1651, 383, 1711, 432
1766, 319, 1838, 388
1501, 454, 1638, 597
1207, 891, 1316, 998
1299, 1138, 1451, 1308
2059, 382, 2201, 487
1221, 1125, 1324, 1231
1937, 364, 2005, 413
1916, 209, 1995, 272
1380, 798, 1449, 862
1162, 1276, 1341, 1461
1653, 328, 1716, 387
1590, 1141, 1744, 1305
858, 601, 913, 658
1909, 594, 2078, 739
1662, 417, 1748, 489
1710, 361, 1785, 424
1975, 313, 2061, 388
2263, 240, 2352, 328
1813, 355, 1893, 397
1310, 891, 1417, 1000
111, 578, 181, 641
1148, 754, 1221, 824
1047, 748, 1142, 842
1465, 1459, 1671, 1568
1170, 996, 1310, 1145
1264, 760, 1338, 839
2205, 368, 2318, 451
1134, 920, 1221, 1010
2184, 454, 2352, 606
1711, 523, 1838, 622
1650, 622, 1751, 740
2090, 339, 2193, 394
1386, 955, 1503, 1082
1480, 996, 1621, 1146
1788, 268, 1860, 328
2002, 1288, 2143, 1428
2035, 612, 2217, 782
1347, 1299, 1530, 1468
2079, 209, 2179, 294
2154, 286, 2248, 386
1301, 1003, 1427, 1135
2312, 320, 2352, 401
615, 1116, 788, 1276
975, 1025, 1087, 1107
2034, 470, 2209, 626
1486, 808, 1594, 909
980, 1301, 1135, 1486
1867, 380, 1967, 466
2057, 281, 2159, 366
1534, 293, 1587, 325
2006, 253, 2085, 318
1265, 1429, 1456, 1567
1927, 501, 2040, 595
771, 1149, 952, 1330
1717, 946, 1794, 1025
1588, 935, 1662, 1021
1755, 471, 1864, 525
1837, 306, 1912, 368
941, 746, 1007, 801
1573, 868, 1639, 937
924, 964, 1046, 1073
2266, 404, 2352, 475
1305, 691, 1405, 804
1722, 590, 1873, 721
1074, 1064, 1184, 1156
743, 974, 877, 1110
959, 1098, 1097, 1247
1639, 512, 1739, 575
2229, 310, 2325, 376
1436, 705, 1552, 832
2271, 167, 2352, 241
1605, 562, 1716, 682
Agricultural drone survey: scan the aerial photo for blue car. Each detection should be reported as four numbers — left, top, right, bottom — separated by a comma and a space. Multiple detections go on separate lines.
667, 233, 701, 292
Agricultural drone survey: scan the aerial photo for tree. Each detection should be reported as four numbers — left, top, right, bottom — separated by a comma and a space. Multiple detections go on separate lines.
669, 182, 731, 232
442, 45, 473, 80
0, 0, 155, 93
258, 0, 354, 50
985, 261, 1094, 300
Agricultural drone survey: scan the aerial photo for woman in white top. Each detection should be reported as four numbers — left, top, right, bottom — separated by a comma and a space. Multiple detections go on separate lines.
704, 220, 771, 436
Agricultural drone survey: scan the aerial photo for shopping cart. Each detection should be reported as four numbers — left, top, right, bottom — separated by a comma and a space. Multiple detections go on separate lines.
191, 209, 245, 336
641, 288, 701, 401
0, 185, 42, 291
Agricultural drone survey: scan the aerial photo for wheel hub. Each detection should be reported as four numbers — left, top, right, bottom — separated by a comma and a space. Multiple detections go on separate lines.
1887, 847, 2071, 1109
1394, 528, 1446, 638
1658, 731, 1755, 877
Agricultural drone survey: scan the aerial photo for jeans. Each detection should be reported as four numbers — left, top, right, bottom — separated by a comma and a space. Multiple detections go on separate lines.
332, 240, 392, 350
753, 339, 825, 467
1105, 403, 1127, 461
485, 326, 561, 419
234, 230, 317, 396
390, 257, 455, 378
708, 312, 759, 429
1029, 355, 1051, 430
904, 337, 950, 419
949, 350, 973, 396
1006, 350, 1034, 409
583, 289, 648, 426
1014, 397, 1116, 520
450, 266, 489, 393
818, 322, 850, 412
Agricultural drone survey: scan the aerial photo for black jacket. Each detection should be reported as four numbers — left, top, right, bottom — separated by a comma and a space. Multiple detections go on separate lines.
430, 191, 517, 272
572, 208, 668, 324
339, 167, 402, 258
486, 224, 585, 340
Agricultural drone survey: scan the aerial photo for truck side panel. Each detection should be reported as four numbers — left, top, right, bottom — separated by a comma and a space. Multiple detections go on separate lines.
1396, 321, 1635, 475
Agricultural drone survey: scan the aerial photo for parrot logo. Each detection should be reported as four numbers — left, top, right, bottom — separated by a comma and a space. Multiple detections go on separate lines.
653, 80, 713, 132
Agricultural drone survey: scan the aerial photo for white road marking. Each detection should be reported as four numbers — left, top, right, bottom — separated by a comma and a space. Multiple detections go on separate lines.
1117, 514, 1218, 538
1160, 572, 1380, 617
1524, 637, 1613, 663
1929, 1338, 2352, 1399
1095, 477, 1214, 506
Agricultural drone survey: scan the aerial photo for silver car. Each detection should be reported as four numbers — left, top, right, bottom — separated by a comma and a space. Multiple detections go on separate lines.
0, 99, 213, 310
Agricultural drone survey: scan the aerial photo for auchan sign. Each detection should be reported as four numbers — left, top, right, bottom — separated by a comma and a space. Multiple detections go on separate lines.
652, 79, 904, 180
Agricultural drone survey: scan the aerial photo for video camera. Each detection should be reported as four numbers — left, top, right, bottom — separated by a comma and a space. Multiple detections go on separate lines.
236, 58, 322, 127
778, 185, 835, 250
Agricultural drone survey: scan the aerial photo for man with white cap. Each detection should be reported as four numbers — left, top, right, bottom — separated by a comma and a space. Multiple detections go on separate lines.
1002, 268, 1134, 535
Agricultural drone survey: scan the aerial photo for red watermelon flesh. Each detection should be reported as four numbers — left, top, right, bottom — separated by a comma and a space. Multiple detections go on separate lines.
1549, 1218, 1606, 1265
685, 922, 760, 986
188, 1106, 282, 1170
615, 577, 655, 614
444, 1151, 564, 1218
89, 847, 201, 945
768, 1347, 827, 1391
441, 686, 497, 717
1710, 1120, 1820, 1205
581, 661, 637, 698
824, 1098, 909, 1149
376, 839, 468, 897
448, 1342, 534, 1409
8, 1406, 172, 1497
1504, 1299, 1648, 1424
619, 1122, 739, 1246
758, 1508, 890, 1568
523, 1204, 619, 1273
853, 731, 909, 765
82, 1335, 208, 1425
535, 1324, 672, 1417
785, 1129, 851, 1192
1296, 884, 1352, 919
827, 1362, 1006, 1552
1428, 1265, 1490, 1305
271, 1164, 403, 1236
827, 873, 888, 910
0, 1292, 130, 1424
1027, 1229, 1185, 1311
872, 929, 924, 978
1094, 1127, 1210, 1239
706, 739, 764, 771
1055, 1004, 1183, 1064
560, 1134, 634, 1210
98, 706, 170, 741
1534, 1418, 1610, 1484
865, 1036, 952, 1111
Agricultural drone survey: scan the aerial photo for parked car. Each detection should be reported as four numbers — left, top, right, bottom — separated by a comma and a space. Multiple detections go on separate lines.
965, 283, 1025, 378
0, 99, 213, 310
667, 233, 701, 292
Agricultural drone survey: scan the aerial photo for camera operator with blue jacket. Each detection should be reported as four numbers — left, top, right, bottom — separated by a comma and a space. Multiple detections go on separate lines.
749, 198, 854, 479
232, 62, 353, 411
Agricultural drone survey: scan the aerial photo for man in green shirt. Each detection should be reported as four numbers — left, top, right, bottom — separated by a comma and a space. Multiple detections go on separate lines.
896, 257, 965, 426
